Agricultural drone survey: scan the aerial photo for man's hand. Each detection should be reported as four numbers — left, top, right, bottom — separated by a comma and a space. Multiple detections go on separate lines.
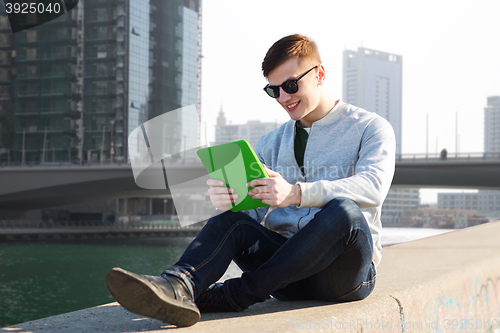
247, 164, 301, 208
206, 179, 238, 211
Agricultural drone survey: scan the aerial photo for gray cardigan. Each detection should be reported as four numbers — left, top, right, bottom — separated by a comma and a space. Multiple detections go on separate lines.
244, 100, 396, 266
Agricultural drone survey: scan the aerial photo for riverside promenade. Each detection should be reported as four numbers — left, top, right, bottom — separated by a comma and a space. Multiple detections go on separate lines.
2, 221, 500, 333
0, 223, 204, 241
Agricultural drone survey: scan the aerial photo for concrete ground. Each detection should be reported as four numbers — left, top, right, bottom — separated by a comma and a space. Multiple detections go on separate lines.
2, 221, 500, 333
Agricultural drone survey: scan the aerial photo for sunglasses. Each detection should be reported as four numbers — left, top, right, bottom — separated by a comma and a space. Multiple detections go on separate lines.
263, 66, 318, 98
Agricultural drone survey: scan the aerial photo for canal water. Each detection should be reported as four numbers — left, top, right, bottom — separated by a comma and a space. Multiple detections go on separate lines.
0, 228, 453, 327
0, 237, 194, 327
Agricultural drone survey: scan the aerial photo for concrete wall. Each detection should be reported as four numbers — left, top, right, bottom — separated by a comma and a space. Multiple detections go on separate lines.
377, 222, 500, 332
2, 221, 500, 332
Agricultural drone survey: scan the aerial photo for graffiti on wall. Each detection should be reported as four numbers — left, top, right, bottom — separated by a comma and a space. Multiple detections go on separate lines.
432, 276, 500, 332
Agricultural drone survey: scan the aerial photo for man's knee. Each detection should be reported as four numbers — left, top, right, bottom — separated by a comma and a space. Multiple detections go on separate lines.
321, 197, 363, 221
311, 198, 370, 239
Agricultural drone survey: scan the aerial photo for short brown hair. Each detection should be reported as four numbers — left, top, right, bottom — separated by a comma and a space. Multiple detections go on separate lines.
262, 34, 321, 77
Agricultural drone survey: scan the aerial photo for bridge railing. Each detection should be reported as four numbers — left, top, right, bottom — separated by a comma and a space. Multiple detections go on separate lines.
396, 152, 500, 161
0, 219, 205, 230
0, 158, 202, 168
3, 153, 500, 168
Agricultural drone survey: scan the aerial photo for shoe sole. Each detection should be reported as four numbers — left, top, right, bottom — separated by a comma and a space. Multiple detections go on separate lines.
106, 268, 200, 327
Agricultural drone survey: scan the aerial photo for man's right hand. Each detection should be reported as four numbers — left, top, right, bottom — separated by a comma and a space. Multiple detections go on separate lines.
206, 179, 239, 211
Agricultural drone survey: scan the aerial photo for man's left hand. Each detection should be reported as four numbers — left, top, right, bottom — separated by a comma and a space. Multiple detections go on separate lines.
247, 164, 301, 208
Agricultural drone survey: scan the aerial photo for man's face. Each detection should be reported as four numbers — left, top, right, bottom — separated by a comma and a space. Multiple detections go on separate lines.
266, 58, 321, 124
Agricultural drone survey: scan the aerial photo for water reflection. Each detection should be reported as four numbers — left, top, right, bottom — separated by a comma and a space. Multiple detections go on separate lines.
0, 237, 193, 327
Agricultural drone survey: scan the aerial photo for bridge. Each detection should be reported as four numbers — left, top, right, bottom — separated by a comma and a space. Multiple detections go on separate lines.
0, 152, 499, 211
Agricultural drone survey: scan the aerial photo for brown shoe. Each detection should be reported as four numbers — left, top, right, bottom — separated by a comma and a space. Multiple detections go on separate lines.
106, 267, 200, 327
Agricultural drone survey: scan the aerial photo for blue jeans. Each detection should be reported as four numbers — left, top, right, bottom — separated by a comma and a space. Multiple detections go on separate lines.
163, 197, 376, 311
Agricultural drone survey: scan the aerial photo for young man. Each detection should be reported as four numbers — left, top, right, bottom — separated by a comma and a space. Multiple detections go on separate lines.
106, 34, 396, 327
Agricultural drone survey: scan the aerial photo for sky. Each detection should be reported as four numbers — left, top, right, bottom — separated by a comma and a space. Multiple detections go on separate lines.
198, 0, 500, 203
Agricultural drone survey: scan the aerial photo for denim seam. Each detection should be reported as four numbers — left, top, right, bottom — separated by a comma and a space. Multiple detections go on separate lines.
167, 220, 283, 300
193, 220, 284, 274
254, 216, 351, 275
333, 273, 377, 302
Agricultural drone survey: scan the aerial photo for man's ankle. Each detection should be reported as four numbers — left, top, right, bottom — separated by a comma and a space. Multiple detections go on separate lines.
161, 271, 195, 300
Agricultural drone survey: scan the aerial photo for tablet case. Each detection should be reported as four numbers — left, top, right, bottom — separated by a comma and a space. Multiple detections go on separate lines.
197, 140, 270, 212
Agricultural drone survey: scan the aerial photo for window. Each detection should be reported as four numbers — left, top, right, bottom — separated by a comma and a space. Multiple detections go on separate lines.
0, 68, 8, 81
27, 13, 37, 24
56, 28, 68, 40
25, 47, 37, 60
24, 65, 38, 76
96, 8, 108, 21
0, 50, 9, 64
26, 31, 37, 42
0, 84, 9, 97
0, 33, 9, 45
0, 15, 9, 28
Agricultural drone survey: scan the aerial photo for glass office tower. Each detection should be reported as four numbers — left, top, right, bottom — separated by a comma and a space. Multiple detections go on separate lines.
0, 0, 201, 165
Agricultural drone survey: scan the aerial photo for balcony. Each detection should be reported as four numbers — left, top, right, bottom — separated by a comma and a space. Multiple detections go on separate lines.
0, 40, 10, 49
15, 106, 73, 117
16, 52, 73, 63
86, 33, 117, 43
17, 72, 75, 81
0, 24, 10, 32
84, 71, 115, 79
15, 89, 39, 98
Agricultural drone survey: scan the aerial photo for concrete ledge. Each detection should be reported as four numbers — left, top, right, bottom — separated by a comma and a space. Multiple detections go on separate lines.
2, 221, 500, 332
0, 227, 202, 241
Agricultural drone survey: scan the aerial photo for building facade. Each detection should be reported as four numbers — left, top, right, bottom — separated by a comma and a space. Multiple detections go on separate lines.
438, 192, 479, 211
484, 96, 500, 153
438, 191, 500, 217
343, 47, 402, 154
342, 47, 418, 226
214, 107, 282, 148
381, 188, 420, 226
482, 96, 500, 215
0, 0, 201, 165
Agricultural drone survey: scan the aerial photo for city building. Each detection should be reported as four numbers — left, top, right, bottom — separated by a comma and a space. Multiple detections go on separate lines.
438, 192, 479, 211
482, 96, 500, 217
343, 47, 402, 154
0, 0, 202, 220
0, 0, 201, 165
214, 107, 282, 148
380, 188, 420, 226
343, 47, 419, 226
401, 207, 488, 229
437, 191, 500, 218
478, 190, 500, 216
484, 96, 500, 153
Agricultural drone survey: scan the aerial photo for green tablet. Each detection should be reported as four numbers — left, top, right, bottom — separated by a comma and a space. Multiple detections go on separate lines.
197, 140, 270, 212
